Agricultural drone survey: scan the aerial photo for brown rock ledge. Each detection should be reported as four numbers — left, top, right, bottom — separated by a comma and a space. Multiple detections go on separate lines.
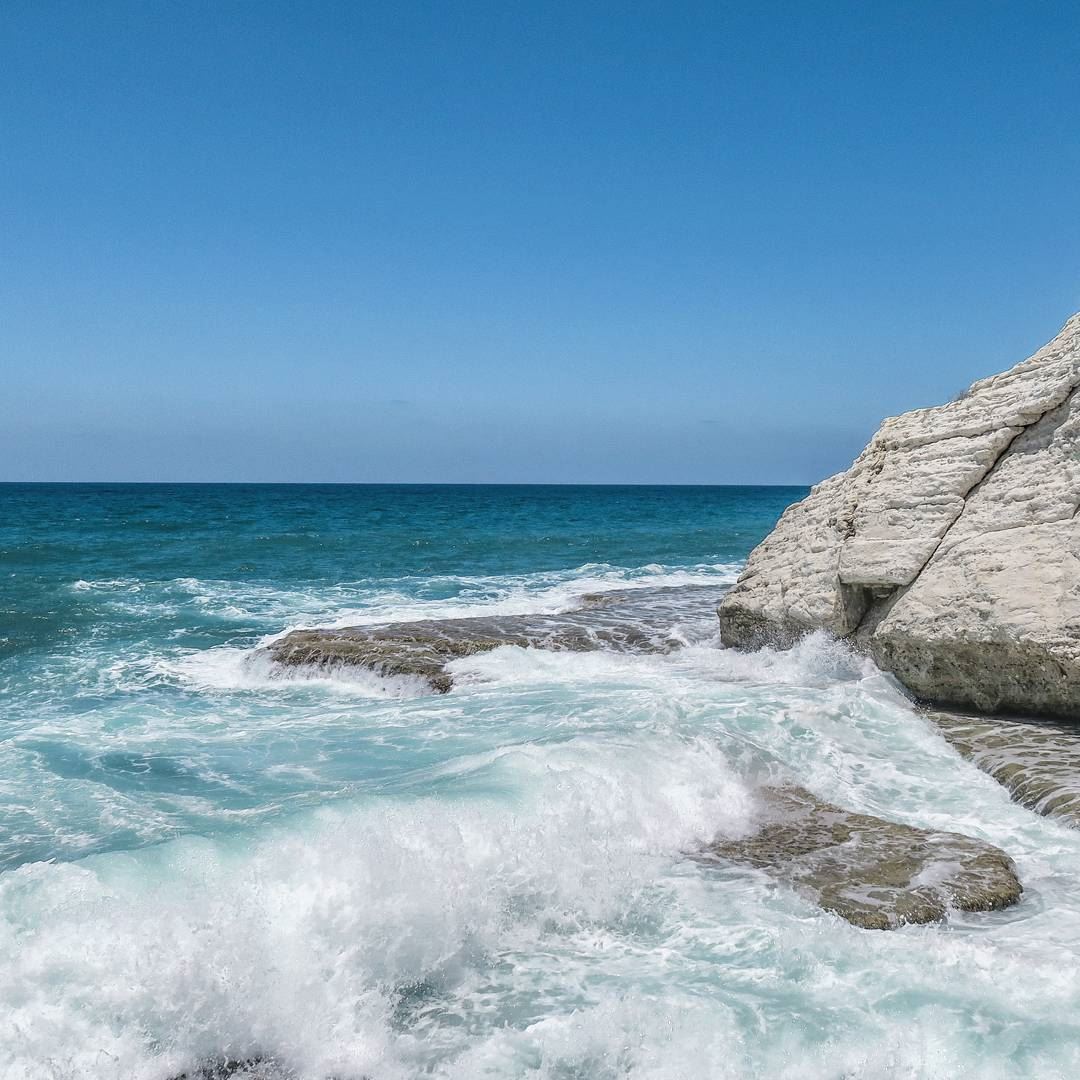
700, 785, 1022, 930
261, 584, 723, 693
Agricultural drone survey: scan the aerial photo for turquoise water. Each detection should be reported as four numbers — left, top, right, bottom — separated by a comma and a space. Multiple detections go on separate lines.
3, 483, 1080, 1079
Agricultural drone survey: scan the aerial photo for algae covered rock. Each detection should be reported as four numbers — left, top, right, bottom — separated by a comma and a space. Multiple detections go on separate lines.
702, 786, 1022, 930
266, 618, 525, 693
169, 1057, 288, 1080
263, 584, 723, 693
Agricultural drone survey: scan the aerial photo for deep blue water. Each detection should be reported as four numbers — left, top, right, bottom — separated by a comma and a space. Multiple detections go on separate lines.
2, 483, 794, 673
3, 483, 1080, 1080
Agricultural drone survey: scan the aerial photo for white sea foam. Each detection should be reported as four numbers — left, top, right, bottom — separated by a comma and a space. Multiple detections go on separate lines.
169, 647, 435, 699
68, 561, 739, 634
20, 562, 1080, 1078
447, 629, 881, 693
0, 735, 756, 1080
5, 708, 1080, 1079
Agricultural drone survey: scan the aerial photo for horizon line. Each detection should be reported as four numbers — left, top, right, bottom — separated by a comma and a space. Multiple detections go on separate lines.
0, 479, 811, 488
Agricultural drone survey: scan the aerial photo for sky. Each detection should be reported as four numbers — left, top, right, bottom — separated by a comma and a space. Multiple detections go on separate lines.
3, 1, 1079, 484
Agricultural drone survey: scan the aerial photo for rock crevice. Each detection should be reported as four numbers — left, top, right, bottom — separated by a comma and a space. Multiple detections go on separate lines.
718, 313, 1080, 717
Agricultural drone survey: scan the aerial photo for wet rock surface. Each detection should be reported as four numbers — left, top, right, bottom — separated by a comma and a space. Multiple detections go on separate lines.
170, 1059, 289, 1080
702, 785, 1022, 929
263, 584, 725, 692
930, 709, 1080, 826
169, 1058, 367, 1080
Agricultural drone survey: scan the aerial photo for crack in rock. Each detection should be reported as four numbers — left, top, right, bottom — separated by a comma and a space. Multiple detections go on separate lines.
718, 312, 1080, 718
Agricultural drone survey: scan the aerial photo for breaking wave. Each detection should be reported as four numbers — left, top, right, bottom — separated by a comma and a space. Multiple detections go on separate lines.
9, 484, 1080, 1079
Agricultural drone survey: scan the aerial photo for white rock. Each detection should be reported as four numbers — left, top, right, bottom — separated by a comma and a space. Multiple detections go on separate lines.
872, 521, 1080, 713
718, 312, 1080, 716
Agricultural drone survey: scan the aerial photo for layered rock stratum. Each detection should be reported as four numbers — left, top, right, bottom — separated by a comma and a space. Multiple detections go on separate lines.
718, 313, 1080, 717
929, 709, 1080, 826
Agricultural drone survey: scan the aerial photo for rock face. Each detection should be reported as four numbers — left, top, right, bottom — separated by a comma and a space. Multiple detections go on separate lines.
702, 786, 1022, 929
718, 313, 1080, 717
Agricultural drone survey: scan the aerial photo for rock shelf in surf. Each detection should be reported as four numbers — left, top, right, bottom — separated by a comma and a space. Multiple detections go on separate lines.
261, 584, 724, 693
170, 1058, 286, 1079
702, 786, 1022, 930
929, 709, 1080, 827
170, 1061, 365, 1080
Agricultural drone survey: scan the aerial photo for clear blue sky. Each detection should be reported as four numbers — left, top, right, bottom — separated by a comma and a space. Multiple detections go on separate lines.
3, 1, 1079, 484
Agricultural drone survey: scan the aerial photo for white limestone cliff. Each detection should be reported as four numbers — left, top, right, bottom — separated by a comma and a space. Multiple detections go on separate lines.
718, 312, 1080, 716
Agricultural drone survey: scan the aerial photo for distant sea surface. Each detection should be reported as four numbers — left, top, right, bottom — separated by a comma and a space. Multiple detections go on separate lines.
3, 483, 1080, 1079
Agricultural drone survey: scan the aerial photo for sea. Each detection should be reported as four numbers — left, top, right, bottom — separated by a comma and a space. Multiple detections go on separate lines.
3, 482, 1080, 1079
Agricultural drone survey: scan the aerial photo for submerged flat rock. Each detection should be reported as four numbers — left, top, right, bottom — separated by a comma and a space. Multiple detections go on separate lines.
263, 584, 724, 692
930, 709, 1080, 827
170, 1059, 289, 1080
702, 786, 1022, 930
170, 1056, 371, 1080
717, 312, 1080, 717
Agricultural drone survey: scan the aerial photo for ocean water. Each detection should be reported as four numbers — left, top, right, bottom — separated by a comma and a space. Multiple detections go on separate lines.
3, 483, 1080, 1079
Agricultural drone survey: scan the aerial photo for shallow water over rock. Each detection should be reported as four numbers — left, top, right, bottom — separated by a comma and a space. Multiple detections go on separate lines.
701, 785, 1022, 929
930, 709, 1080, 826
